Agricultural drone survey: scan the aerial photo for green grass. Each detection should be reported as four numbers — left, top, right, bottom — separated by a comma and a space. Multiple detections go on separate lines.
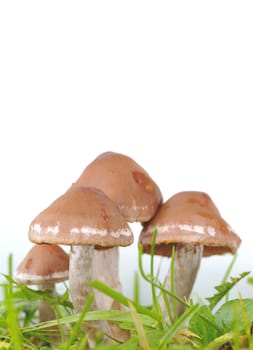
1, 244, 253, 349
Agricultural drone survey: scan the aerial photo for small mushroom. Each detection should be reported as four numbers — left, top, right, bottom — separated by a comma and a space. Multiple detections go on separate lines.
28, 185, 133, 345
139, 191, 241, 318
15, 243, 69, 322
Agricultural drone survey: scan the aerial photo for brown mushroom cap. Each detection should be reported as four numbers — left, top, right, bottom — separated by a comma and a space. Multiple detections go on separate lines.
29, 186, 133, 247
73, 151, 163, 223
139, 191, 241, 257
15, 244, 69, 285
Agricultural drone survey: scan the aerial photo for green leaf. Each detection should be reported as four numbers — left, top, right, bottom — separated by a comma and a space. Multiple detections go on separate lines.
158, 303, 200, 349
0, 341, 10, 349
118, 337, 139, 350
188, 305, 218, 344
95, 345, 120, 350
206, 272, 250, 310
215, 298, 253, 334
95, 337, 139, 350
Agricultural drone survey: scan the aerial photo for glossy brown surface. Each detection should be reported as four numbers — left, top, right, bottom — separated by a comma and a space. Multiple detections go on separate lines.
139, 191, 241, 257
73, 151, 163, 223
29, 186, 133, 247
15, 243, 69, 284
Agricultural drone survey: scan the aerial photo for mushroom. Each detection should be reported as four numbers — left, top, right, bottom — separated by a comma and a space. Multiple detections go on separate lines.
73, 151, 163, 223
28, 185, 133, 345
139, 191, 241, 318
72, 151, 163, 334
15, 243, 69, 323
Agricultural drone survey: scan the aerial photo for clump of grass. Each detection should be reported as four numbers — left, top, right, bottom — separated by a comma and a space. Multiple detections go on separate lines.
1, 240, 253, 349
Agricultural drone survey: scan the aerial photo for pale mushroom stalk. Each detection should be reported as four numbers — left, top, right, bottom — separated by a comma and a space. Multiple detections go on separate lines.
69, 245, 95, 313
92, 247, 129, 341
70, 245, 103, 349
159, 243, 203, 318
38, 281, 57, 323
70, 246, 128, 346
92, 247, 122, 310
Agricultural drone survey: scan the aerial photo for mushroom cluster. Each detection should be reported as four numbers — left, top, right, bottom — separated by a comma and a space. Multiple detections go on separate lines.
15, 151, 242, 347
16, 151, 163, 346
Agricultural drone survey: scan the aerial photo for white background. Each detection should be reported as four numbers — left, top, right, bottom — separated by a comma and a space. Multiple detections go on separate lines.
0, 1, 253, 305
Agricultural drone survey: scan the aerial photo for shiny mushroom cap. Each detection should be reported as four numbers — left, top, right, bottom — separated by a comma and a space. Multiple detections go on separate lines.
29, 186, 133, 247
73, 151, 163, 223
139, 191, 241, 257
15, 244, 69, 285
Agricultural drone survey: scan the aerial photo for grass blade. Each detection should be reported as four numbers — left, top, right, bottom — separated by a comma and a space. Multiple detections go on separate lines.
138, 244, 187, 307
64, 293, 94, 349
89, 280, 160, 322
150, 227, 159, 314
4, 283, 23, 350
170, 245, 178, 320
133, 271, 140, 305
128, 301, 152, 350
221, 254, 238, 285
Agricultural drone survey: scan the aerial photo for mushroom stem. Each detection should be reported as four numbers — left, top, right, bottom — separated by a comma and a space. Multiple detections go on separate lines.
160, 243, 203, 318
69, 245, 129, 344
92, 247, 129, 341
69, 245, 108, 348
92, 247, 122, 310
38, 282, 56, 323
69, 245, 95, 313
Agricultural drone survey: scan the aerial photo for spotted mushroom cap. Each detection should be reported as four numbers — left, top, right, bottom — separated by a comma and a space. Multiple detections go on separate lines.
139, 191, 241, 257
15, 244, 69, 285
29, 186, 133, 247
73, 151, 163, 223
